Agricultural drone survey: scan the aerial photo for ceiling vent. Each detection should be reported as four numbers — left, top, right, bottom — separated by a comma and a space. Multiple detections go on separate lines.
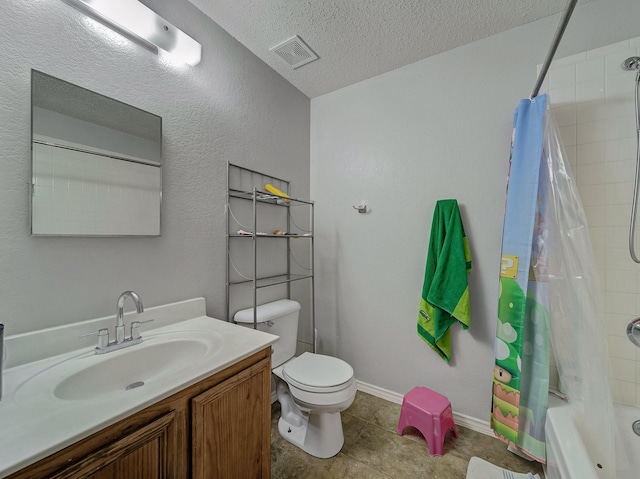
270, 35, 318, 69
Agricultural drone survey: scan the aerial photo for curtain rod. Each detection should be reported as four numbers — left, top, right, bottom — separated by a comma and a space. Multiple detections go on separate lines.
530, 0, 578, 99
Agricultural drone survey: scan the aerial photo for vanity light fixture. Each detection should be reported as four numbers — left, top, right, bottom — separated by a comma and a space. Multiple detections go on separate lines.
61, 0, 202, 66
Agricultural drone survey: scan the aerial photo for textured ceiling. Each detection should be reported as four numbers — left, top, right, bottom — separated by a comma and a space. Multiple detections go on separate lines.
189, 0, 590, 98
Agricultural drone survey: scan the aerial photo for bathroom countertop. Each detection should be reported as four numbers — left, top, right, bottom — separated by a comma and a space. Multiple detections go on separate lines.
0, 298, 278, 477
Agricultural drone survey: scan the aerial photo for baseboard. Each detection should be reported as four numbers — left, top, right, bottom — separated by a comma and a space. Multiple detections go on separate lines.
355, 380, 404, 404
355, 380, 494, 437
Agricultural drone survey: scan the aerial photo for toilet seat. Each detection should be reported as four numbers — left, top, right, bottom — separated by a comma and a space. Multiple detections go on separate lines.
282, 352, 354, 393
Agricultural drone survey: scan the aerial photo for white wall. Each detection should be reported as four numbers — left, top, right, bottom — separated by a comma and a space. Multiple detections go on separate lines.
310, 0, 640, 420
0, 0, 309, 334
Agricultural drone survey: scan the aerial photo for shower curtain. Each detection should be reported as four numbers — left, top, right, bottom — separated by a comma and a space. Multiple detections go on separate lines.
491, 94, 615, 475
491, 96, 549, 462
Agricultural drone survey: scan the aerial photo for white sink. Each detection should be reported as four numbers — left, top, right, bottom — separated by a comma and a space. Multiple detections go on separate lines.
15, 329, 223, 403
54, 336, 214, 400
0, 298, 279, 478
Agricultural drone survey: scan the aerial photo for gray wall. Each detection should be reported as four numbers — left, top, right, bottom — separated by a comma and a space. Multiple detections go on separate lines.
310, 0, 640, 421
0, 0, 310, 335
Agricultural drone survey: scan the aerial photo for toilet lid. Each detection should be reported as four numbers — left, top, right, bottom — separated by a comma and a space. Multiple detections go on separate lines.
283, 352, 354, 390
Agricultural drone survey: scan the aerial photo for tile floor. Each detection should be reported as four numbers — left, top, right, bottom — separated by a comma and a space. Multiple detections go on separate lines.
271, 391, 545, 479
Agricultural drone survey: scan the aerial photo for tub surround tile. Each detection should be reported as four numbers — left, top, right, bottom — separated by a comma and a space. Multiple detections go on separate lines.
590, 226, 606, 248
577, 120, 606, 145
604, 160, 635, 187
609, 356, 636, 382
577, 142, 605, 165
576, 162, 605, 186
593, 250, 607, 275
558, 124, 577, 146
607, 313, 633, 336
606, 75, 636, 96
608, 334, 638, 360
579, 185, 605, 208
583, 205, 606, 227
605, 204, 631, 227
549, 64, 576, 89
606, 248, 637, 271
548, 84, 576, 105
576, 57, 605, 83
604, 227, 629, 250
606, 291, 637, 315
555, 37, 640, 405
605, 94, 635, 121
608, 138, 636, 161
576, 99, 606, 124
605, 267, 636, 293
564, 144, 577, 167
605, 182, 634, 206
552, 104, 577, 127
576, 79, 605, 103
605, 116, 636, 141
611, 378, 637, 405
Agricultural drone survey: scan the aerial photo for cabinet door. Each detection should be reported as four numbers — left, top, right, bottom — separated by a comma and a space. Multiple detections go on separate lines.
48, 411, 178, 479
192, 357, 271, 479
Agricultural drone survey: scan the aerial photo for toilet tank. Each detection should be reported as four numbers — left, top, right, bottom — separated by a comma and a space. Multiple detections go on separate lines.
233, 299, 301, 368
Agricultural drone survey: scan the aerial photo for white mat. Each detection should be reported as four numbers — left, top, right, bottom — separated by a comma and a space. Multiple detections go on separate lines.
465, 457, 541, 479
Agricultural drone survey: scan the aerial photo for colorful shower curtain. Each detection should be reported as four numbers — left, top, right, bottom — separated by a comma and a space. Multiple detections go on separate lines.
491, 94, 616, 473
491, 96, 551, 462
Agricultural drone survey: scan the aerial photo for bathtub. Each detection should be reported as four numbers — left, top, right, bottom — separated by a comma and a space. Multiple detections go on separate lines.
545, 396, 640, 479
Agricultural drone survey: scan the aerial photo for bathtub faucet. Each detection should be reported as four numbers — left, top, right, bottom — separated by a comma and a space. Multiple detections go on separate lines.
627, 317, 640, 347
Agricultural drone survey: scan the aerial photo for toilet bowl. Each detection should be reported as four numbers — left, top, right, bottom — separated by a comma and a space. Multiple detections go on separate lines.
273, 352, 357, 458
234, 300, 357, 458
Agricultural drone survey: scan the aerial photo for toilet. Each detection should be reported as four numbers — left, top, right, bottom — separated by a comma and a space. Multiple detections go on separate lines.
234, 299, 357, 458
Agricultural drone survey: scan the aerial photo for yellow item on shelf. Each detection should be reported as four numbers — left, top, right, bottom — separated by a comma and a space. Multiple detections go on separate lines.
264, 183, 290, 202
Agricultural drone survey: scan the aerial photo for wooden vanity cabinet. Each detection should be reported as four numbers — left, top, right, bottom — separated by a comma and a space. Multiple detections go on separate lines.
7, 348, 272, 479
192, 355, 272, 478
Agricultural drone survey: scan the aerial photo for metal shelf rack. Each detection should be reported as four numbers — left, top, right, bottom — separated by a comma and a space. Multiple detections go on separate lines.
226, 163, 315, 352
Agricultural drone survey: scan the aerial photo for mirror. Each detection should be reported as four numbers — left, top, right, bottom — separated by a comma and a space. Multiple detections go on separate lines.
30, 70, 162, 236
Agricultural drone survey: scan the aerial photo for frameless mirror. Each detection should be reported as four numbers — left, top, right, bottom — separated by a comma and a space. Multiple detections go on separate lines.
31, 70, 162, 236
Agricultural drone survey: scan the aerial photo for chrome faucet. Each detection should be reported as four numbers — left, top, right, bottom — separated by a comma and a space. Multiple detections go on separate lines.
116, 291, 144, 344
83, 291, 152, 354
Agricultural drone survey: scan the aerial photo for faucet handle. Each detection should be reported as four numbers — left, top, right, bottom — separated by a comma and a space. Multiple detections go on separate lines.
130, 319, 154, 340
627, 317, 640, 347
80, 328, 109, 349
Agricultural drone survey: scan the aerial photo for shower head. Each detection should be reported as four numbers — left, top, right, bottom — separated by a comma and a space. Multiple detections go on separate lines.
622, 56, 640, 71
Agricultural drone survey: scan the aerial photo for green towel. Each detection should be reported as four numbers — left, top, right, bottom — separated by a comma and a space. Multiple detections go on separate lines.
417, 199, 472, 363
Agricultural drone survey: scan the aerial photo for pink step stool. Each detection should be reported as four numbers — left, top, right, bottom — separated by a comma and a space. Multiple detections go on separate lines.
396, 386, 458, 456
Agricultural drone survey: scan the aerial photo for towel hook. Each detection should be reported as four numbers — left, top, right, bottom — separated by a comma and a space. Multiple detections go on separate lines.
352, 202, 367, 214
